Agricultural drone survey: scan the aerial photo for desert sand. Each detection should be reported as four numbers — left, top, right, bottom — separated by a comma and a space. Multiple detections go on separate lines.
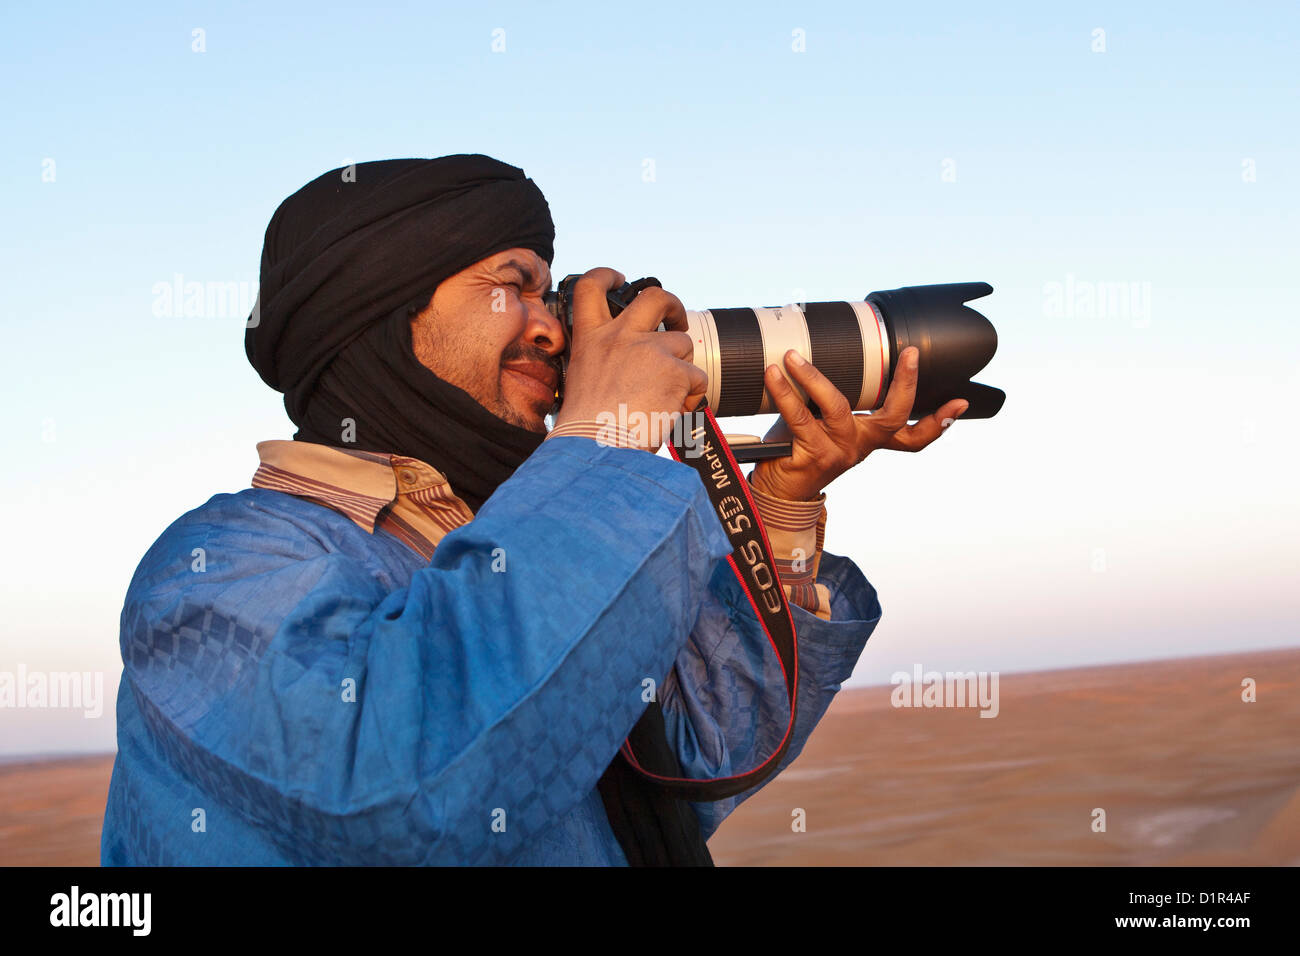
709, 647, 1300, 865
2, 648, 1296, 866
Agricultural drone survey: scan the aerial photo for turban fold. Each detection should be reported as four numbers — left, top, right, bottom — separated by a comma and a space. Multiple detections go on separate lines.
245, 154, 555, 513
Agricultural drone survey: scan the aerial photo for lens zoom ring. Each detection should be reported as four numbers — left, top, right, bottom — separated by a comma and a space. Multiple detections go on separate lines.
711, 308, 766, 417
804, 301, 865, 407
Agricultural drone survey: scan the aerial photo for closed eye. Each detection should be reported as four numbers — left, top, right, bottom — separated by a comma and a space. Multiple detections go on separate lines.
496, 259, 549, 296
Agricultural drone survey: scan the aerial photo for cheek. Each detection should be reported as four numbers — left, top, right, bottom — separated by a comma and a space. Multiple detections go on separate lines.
489, 309, 530, 356
428, 290, 528, 380
416, 324, 496, 390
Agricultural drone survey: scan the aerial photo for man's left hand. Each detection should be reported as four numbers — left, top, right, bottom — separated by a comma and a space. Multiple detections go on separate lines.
748, 346, 969, 502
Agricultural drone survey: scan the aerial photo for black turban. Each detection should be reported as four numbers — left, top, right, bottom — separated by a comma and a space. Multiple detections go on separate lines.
246, 154, 555, 512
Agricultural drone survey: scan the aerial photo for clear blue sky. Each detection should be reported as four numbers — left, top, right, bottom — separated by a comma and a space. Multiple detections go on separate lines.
2, 1, 1297, 755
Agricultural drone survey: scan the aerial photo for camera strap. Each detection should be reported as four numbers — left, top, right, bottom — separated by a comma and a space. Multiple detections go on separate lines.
617, 398, 799, 802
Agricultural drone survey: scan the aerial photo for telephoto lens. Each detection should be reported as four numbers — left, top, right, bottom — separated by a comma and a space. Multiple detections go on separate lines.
546, 278, 1005, 423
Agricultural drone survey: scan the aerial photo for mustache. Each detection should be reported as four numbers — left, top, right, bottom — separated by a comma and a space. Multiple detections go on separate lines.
501, 343, 562, 378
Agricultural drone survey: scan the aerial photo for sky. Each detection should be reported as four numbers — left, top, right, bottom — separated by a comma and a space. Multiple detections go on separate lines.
1, 1, 1297, 756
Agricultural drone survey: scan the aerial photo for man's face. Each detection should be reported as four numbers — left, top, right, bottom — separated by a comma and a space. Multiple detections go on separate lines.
410, 247, 562, 433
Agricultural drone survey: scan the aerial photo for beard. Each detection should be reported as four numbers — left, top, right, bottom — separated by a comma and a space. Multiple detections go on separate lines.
410, 308, 560, 435
493, 339, 562, 433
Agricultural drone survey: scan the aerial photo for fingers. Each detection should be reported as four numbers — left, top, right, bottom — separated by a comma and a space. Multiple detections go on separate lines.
764, 363, 825, 445
682, 361, 708, 412
937, 398, 970, 431
660, 330, 695, 362
620, 286, 688, 333
779, 350, 856, 447
570, 267, 626, 340
890, 398, 970, 451
872, 346, 920, 431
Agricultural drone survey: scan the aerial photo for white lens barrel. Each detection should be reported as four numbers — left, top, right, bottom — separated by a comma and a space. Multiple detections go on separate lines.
684, 300, 891, 416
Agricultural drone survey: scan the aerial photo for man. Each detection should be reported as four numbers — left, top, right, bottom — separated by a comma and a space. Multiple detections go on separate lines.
101, 154, 969, 865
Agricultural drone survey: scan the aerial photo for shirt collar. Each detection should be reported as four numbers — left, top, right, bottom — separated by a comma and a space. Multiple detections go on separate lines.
251, 440, 461, 533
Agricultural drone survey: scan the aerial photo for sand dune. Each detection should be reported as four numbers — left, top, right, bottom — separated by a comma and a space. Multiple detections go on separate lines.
2, 649, 1296, 866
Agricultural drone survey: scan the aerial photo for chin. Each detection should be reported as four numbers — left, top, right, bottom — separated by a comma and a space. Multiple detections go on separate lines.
498, 377, 554, 434
491, 399, 547, 433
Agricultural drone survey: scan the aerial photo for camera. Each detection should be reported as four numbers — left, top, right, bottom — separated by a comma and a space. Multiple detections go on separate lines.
544, 277, 1004, 461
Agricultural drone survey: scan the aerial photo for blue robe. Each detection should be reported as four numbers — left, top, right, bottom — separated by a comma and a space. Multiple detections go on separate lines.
101, 436, 881, 864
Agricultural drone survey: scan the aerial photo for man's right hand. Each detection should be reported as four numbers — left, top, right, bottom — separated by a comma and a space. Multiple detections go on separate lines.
552, 267, 707, 451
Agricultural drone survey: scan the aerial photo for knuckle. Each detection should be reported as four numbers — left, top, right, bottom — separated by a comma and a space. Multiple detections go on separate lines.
580, 268, 621, 288
638, 287, 670, 308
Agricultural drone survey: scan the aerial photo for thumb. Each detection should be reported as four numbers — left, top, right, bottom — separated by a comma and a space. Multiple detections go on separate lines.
940, 400, 970, 429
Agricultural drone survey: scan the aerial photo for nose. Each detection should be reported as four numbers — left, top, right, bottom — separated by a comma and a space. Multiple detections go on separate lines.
524, 297, 566, 357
